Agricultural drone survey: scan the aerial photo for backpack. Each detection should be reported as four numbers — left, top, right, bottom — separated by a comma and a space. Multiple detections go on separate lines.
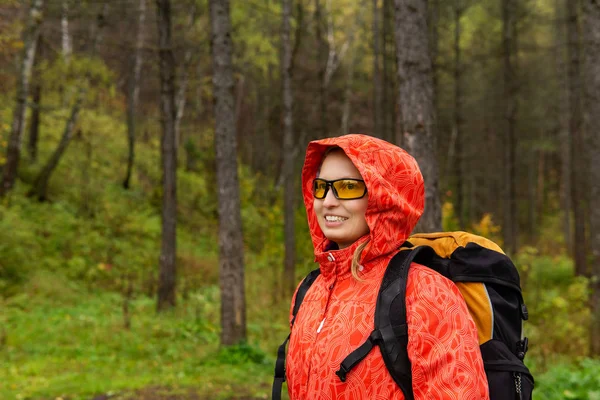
272, 232, 534, 400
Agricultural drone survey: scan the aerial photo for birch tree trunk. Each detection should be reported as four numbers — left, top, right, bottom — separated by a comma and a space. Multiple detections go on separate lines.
156, 0, 178, 311
582, 0, 600, 356
210, 0, 247, 345
372, 0, 383, 138
568, 0, 587, 276
61, 0, 71, 61
0, 0, 44, 197
281, 0, 296, 295
123, 0, 146, 189
393, 0, 441, 232
28, 5, 107, 202
502, 0, 518, 255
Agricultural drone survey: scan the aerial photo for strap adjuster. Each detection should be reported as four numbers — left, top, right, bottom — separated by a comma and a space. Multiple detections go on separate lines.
516, 337, 529, 360
336, 364, 350, 382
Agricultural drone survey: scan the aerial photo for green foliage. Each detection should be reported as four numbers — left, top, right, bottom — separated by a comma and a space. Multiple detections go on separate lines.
535, 359, 600, 400
40, 55, 115, 93
0, 186, 164, 297
516, 247, 591, 367
231, 0, 280, 74
204, 341, 269, 366
0, 284, 275, 400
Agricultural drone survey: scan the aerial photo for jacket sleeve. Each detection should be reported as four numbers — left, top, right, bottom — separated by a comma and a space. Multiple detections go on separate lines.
406, 263, 490, 399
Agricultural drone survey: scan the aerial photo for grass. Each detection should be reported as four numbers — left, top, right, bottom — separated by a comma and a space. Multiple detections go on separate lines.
2, 267, 600, 400
0, 272, 286, 400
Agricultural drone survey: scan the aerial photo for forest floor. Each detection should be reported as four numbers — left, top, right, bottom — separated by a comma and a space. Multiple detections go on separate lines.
0, 273, 281, 400
89, 386, 268, 400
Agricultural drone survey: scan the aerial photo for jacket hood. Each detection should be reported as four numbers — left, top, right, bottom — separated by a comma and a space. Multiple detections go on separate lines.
302, 134, 425, 264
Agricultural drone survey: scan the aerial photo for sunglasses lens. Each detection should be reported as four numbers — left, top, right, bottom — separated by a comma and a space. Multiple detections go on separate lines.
313, 179, 327, 199
333, 180, 366, 199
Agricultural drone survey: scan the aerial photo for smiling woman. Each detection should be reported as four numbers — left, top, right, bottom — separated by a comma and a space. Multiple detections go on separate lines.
279, 134, 490, 400
313, 148, 370, 250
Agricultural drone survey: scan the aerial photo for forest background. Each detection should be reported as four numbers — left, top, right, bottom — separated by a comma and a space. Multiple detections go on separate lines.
1, 0, 599, 399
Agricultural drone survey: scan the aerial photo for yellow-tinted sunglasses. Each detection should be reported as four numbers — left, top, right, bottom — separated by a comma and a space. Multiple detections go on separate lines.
312, 178, 367, 200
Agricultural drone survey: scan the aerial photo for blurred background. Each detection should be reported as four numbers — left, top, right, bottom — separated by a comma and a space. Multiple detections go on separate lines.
0, 0, 599, 398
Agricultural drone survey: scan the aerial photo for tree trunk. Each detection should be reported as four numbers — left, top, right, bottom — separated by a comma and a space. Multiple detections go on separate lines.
393, 0, 441, 232
453, 0, 464, 229
315, 0, 328, 138
123, 0, 146, 189
28, 38, 43, 163
210, 0, 247, 346
175, 50, 192, 148
156, 0, 178, 312
282, 0, 297, 296
555, 0, 572, 254
582, 0, 600, 356
61, 0, 71, 61
568, 0, 587, 276
341, 46, 356, 135
502, 0, 518, 255
28, 82, 41, 163
0, 0, 44, 197
373, 0, 383, 138
382, 0, 393, 142
28, 5, 106, 202
429, 0, 439, 151
29, 88, 84, 201
174, 6, 198, 149
341, 3, 363, 135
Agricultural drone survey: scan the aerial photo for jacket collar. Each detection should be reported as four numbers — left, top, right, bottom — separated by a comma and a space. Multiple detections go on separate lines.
314, 236, 369, 281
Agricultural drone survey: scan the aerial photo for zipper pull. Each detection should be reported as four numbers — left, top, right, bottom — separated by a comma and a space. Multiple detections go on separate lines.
316, 318, 325, 333
514, 372, 522, 400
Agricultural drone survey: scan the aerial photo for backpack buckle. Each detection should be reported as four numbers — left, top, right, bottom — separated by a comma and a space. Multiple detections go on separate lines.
336, 365, 349, 382
521, 304, 529, 321
516, 337, 529, 360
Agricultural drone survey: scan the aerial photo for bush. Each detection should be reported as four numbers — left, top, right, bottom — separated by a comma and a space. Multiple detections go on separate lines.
517, 248, 591, 366
203, 341, 269, 366
535, 359, 600, 400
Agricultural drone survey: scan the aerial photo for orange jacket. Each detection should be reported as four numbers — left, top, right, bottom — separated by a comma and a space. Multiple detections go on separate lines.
286, 135, 489, 399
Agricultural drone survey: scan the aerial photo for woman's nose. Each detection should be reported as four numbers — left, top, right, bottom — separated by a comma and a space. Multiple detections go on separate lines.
322, 187, 339, 207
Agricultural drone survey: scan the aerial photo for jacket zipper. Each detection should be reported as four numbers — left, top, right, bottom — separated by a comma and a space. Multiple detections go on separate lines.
305, 276, 335, 394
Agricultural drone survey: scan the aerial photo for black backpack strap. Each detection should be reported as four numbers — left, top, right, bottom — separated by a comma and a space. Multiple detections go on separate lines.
375, 248, 427, 400
292, 268, 321, 318
336, 329, 383, 381
334, 249, 429, 397
336, 246, 435, 400
272, 268, 321, 400
272, 333, 291, 400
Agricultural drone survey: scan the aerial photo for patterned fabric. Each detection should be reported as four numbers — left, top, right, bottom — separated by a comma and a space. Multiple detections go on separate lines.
286, 134, 489, 399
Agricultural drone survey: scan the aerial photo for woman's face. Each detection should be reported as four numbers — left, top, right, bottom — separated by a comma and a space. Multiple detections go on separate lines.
313, 150, 370, 249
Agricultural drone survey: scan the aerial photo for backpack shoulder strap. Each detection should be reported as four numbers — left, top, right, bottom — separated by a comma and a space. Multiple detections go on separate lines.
335, 246, 436, 400
292, 268, 321, 323
375, 246, 436, 400
272, 268, 321, 400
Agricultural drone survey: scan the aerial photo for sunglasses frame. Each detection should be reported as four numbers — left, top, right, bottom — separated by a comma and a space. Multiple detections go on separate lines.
312, 178, 368, 200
